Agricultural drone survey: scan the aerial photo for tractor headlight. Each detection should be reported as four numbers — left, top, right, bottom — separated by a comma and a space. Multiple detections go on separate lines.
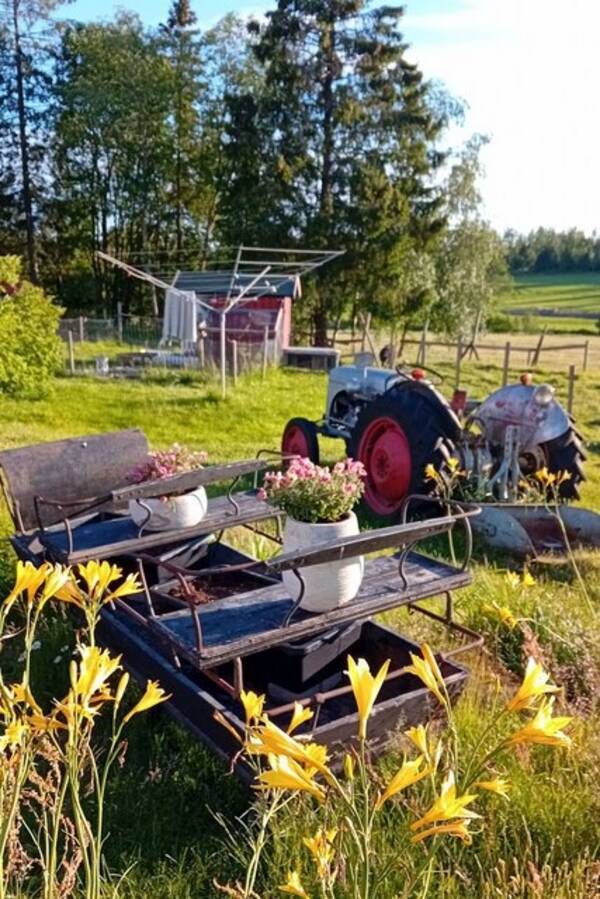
533, 384, 555, 406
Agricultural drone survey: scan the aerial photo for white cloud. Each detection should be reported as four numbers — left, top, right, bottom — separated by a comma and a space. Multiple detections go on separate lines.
404, 0, 600, 233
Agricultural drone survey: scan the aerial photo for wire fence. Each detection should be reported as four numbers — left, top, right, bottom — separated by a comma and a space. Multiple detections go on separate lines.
60, 311, 285, 382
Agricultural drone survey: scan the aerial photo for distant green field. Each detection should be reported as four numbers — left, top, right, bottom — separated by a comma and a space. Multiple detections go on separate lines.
500, 272, 600, 314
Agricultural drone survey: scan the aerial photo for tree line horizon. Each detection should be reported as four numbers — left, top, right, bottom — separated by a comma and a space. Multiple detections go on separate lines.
0, 0, 595, 345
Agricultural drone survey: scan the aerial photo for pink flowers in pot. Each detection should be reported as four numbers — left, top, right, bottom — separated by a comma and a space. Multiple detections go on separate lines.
130, 443, 208, 484
259, 457, 366, 524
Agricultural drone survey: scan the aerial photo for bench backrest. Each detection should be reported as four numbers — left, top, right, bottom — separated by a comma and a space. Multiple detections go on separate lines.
0, 429, 149, 532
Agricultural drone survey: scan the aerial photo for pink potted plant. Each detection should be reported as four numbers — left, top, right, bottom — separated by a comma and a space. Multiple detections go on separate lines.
129, 444, 208, 531
260, 457, 366, 612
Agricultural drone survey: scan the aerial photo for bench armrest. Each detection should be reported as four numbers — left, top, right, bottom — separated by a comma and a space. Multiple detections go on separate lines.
111, 459, 268, 503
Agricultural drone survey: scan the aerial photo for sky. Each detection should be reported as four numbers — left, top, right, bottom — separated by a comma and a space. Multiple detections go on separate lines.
63, 0, 600, 235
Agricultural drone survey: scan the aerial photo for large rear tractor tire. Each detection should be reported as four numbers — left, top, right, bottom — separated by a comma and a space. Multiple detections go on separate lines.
281, 417, 320, 465
542, 426, 586, 500
348, 390, 459, 521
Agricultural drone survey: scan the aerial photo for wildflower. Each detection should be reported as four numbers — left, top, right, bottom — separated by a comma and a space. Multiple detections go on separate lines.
343, 752, 355, 781
303, 827, 337, 880
522, 570, 536, 587
239, 690, 265, 726
346, 655, 390, 740
411, 819, 473, 845
248, 719, 330, 773
278, 870, 310, 897
410, 771, 480, 833
70, 645, 121, 709
404, 644, 446, 708
474, 778, 511, 798
535, 467, 556, 487
114, 672, 130, 707
4, 560, 54, 611
375, 756, 429, 809
213, 709, 243, 744
405, 724, 441, 769
506, 657, 559, 713
504, 571, 521, 591
287, 702, 313, 734
447, 457, 462, 473
0, 718, 27, 750
424, 463, 437, 481
123, 680, 170, 723
484, 600, 518, 629
506, 697, 572, 748
257, 754, 325, 802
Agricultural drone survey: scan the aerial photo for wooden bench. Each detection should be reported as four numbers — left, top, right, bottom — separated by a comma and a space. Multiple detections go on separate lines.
0, 431, 281, 565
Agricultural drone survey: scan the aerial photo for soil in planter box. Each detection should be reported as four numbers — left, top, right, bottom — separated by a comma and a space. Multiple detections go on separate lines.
169, 571, 267, 606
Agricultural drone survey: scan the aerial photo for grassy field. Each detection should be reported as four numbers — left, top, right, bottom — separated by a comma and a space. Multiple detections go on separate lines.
498, 272, 600, 337
1, 361, 600, 897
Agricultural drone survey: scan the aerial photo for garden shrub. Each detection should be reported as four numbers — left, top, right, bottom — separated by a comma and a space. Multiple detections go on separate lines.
0, 255, 64, 397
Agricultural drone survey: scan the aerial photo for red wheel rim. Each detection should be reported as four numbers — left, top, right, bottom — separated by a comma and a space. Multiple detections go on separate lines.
282, 424, 310, 459
357, 416, 412, 515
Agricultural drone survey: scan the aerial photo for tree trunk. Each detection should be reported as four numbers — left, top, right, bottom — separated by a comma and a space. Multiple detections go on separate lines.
313, 305, 328, 347
318, 17, 335, 227
12, 0, 37, 282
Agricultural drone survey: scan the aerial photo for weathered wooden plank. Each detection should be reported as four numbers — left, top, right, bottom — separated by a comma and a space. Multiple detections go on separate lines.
41, 491, 281, 563
0, 430, 148, 531
268, 517, 456, 572
111, 459, 269, 503
149, 551, 471, 668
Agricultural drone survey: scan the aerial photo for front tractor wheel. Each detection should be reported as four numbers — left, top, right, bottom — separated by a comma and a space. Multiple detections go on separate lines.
281, 417, 320, 464
348, 392, 457, 521
542, 426, 586, 500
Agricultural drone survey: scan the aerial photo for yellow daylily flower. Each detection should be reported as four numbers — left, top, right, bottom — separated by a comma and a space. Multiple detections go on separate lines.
278, 870, 310, 897
424, 463, 438, 481
411, 819, 473, 845
484, 601, 518, 630
213, 709, 243, 744
303, 827, 337, 879
12, 681, 42, 715
506, 697, 572, 748
404, 645, 446, 708
123, 680, 170, 723
504, 571, 521, 591
506, 657, 559, 713
535, 467, 556, 487
104, 572, 142, 602
287, 702, 314, 734
39, 565, 72, 607
71, 645, 121, 707
257, 754, 325, 802
410, 771, 480, 832
405, 724, 428, 756
114, 672, 130, 707
343, 752, 355, 781
521, 570, 536, 587
77, 561, 122, 601
474, 778, 511, 798
447, 457, 462, 473
376, 755, 429, 809
249, 719, 330, 774
239, 690, 265, 725
2, 718, 27, 749
4, 561, 53, 611
346, 655, 390, 740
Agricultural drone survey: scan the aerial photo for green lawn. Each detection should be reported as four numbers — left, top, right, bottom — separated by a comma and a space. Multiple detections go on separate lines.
1, 362, 599, 897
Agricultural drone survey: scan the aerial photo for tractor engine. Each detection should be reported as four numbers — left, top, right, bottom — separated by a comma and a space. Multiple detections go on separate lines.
281, 364, 585, 521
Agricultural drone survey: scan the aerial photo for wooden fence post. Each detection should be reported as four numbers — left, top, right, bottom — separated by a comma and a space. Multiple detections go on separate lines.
531, 328, 546, 366
68, 330, 75, 374
262, 325, 269, 378
117, 302, 123, 342
455, 336, 462, 390
502, 342, 511, 386
78, 316, 85, 343
231, 340, 238, 386
567, 364, 576, 414
583, 340, 589, 372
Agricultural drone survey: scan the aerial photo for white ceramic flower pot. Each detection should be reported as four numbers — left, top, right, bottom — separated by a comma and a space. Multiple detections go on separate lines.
281, 511, 364, 613
129, 486, 208, 532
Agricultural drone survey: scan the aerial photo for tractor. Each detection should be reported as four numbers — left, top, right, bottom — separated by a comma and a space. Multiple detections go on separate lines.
281, 363, 586, 521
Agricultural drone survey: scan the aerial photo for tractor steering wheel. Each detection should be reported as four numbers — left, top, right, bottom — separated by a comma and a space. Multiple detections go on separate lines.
396, 363, 445, 386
